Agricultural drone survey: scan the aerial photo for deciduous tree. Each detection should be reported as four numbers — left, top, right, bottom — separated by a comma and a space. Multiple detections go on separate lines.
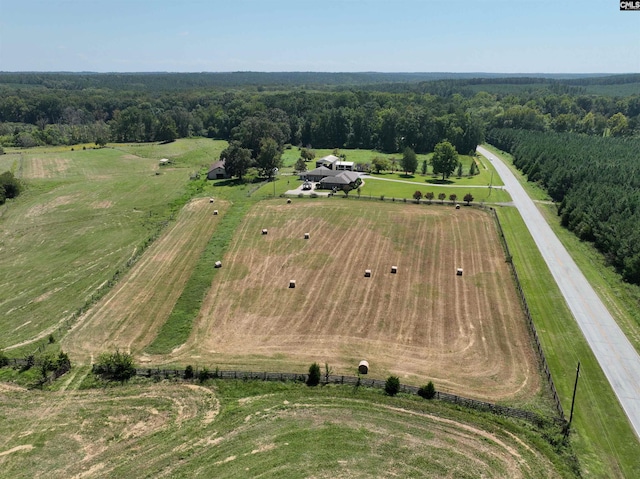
220, 141, 252, 180
431, 141, 459, 180
401, 147, 418, 174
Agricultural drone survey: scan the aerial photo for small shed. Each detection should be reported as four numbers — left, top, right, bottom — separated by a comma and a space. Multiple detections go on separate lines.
391, 266, 398, 274
456, 268, 463, 276
289, 280, 296, 288
358, 360, 369, 375
364, 269, 371, 277
262, 229, 268, 235
214, 261, 222, 268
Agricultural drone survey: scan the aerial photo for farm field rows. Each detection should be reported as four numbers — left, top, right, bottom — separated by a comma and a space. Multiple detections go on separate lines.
62, 198, 228, 362
167, 199, 539, 402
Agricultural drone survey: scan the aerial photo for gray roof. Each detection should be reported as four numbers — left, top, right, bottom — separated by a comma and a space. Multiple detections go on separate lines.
305, 166, 338, 177
319, 171, 360, 185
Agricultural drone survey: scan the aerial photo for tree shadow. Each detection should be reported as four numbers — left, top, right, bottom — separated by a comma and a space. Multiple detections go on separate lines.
399, 174, 415, 179
425, 178, 454, 185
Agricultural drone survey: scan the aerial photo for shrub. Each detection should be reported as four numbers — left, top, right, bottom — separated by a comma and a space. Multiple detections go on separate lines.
307, 362, 321, 386
94, 349, 136, 382
418, 381, 436, 399
198, 367, 210, 383
184, 365, 194, 379
385, 375, 400, 396
0, 350, 9, 367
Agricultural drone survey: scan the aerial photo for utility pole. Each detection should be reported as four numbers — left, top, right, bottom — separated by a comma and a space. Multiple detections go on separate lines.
565, 361, 581, 439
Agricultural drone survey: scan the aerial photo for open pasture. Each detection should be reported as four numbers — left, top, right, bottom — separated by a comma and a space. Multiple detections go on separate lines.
173, 199, 539, 402
0, 140, 226, 351
0, 380, 569, 478
62, 198, 228, 362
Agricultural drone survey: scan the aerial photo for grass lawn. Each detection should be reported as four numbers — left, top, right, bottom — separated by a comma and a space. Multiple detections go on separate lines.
496, 205, 640, 479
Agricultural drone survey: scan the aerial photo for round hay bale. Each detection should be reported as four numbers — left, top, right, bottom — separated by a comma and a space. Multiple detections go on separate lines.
289, 280, 296, 288
214, 261, 222, 268
358, 360, 369, 375
262, 229, 268, 235
209, 198, 215, 203
304, 233, 310, 239
364, 269, 371, 277
456, 268, 463, 276
391, 266, 398, 274
287, 198, 292, 204
213, 210, 219, 215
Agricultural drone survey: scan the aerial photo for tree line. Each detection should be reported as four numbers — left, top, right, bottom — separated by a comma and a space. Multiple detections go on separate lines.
1, 73, 638, 154
487, 128, 640, 284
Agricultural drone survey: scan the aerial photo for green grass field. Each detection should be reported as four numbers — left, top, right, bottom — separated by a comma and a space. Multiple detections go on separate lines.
2, 139, 638, 477
0, 376, 578, 478
495, 203, 640, 479
0, 139, 227, 352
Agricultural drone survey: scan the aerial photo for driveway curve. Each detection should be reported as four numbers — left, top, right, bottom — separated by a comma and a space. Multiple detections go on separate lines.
477, 145, 640, 440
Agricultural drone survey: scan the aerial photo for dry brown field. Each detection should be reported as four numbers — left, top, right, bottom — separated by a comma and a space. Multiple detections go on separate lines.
169, 199, 539, 402
62, 198, 228, 361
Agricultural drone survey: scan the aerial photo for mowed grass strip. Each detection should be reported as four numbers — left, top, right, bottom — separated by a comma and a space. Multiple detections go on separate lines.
495, 206, 640, 479
61, 198, 227, 362
146, 199, 253, 354
0, 379, 576, 478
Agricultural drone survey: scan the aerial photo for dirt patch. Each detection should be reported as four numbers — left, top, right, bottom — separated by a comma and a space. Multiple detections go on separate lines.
90, 201, 113, 209
25, 195, 79, 218
24, 157, 70, 179
0, 445, 34, 457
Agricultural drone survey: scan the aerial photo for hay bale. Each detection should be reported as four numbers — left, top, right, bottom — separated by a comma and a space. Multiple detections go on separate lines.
287, 198, 292, 204
262, 229, 268, 235
364, 269, 371, 277
213, 210, 219, 215
214, 261, 222, 268
391, 266, 398, 274
209, 198, 214, 203
358, 360, 369, 375
289, 280, 296, 288
456, 268, 463, 276
455, 204, 460, 209
304, 233, 310, 239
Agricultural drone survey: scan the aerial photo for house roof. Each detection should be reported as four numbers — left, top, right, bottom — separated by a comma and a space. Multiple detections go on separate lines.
305, 166, 338, 177
319, 171, 360, 185
208, 159, 226, 172
317, 154, 340, 163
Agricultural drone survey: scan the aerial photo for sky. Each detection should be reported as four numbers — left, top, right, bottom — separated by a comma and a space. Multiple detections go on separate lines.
0, 0, 639, 73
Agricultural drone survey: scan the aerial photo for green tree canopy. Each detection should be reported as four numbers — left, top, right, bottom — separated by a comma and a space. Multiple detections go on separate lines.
220, 141, 252, 180
401, 147, 418, 174
431, 141, 459, 180
255, 137, 283, 179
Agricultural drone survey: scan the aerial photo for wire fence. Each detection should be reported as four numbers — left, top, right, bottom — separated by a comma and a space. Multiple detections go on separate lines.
129, 367, 564, 428
487, 206, 566, 421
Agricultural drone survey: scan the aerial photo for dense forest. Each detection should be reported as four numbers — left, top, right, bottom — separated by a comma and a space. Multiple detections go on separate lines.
488, 128, 640, 284
1, 71, 639, 283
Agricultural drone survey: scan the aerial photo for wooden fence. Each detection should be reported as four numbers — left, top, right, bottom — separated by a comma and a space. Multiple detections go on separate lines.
131, 367, 565, 428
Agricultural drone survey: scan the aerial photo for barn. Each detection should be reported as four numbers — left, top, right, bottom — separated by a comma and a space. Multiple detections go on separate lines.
207, 160, 231, 180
